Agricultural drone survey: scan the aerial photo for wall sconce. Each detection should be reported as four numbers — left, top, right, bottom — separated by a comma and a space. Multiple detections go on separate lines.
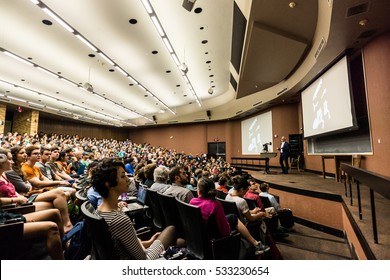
0, 120, 4, 125
274, 134, 278, 138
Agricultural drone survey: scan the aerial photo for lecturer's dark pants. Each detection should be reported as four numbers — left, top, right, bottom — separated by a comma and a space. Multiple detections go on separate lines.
280, 155, 289, 174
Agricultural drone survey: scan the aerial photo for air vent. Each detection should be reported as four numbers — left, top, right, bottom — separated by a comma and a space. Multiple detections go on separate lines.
0, 97, 10, 102
168, 120, 178, 124
236, 110, 243, 115
314, 37, 326, 60
346, 2, 369, 17
253, 101, 263, 107
194, 118, 206, 122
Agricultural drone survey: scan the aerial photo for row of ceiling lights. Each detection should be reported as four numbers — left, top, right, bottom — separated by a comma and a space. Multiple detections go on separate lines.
140, 0, 202, 107
26, 0, 181, 119
0, 76, 133, 127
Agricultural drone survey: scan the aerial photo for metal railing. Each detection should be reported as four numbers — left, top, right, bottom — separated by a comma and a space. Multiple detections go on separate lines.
340, 163, 390, 244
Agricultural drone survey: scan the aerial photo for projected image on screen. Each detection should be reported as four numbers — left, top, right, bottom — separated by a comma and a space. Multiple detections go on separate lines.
302, 56, 356, 138
241, 111, 273, 155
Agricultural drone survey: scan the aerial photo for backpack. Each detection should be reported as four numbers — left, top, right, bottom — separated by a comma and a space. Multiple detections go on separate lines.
62, 220, 91, 260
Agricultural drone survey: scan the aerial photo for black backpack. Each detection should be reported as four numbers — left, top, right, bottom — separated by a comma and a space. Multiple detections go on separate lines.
62, 220, 91, 260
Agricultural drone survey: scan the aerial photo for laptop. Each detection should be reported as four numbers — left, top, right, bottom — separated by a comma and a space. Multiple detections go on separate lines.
123, 186, 148, 212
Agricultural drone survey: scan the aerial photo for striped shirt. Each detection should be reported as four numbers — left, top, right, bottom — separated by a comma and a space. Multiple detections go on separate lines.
96, 210, 163, 260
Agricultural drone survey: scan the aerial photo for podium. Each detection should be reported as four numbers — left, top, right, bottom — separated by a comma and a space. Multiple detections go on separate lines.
260, 152, 277, 174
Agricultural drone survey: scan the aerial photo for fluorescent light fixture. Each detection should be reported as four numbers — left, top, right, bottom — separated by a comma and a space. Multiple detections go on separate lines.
141, 0, 154, 14
163, 38, 174, 53
98, 52, 114, 65
28, 101, 44, 107
137, 84, 146, 91
76, 34, 97, 52
0, 80, 12, 87
127, 76, 137, 84
93, 93, 106, 101
171, 53, 180, 66
105, 99, 116, 105
8, 96, 27, 102
42, 8, 74, 33
45, 106, 59, 111
30, 0, 40, 4
36, 66, 58, 78
115, 66, 127, 76
3, 51, 33, 66
60, 77, 77, 87
151, 16, 165, 37
59, 110, 72, 114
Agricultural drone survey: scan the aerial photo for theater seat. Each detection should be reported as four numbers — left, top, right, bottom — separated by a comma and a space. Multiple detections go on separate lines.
157, 192, 184, 237
80, 201, 118, 260
175, 197, 240, 260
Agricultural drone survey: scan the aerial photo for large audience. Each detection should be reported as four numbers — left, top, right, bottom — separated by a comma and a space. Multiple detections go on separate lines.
0, 131, 291, 260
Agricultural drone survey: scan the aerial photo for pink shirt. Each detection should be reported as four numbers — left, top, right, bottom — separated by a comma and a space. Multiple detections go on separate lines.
0, 176, 17, 198
190, 197, 231, 237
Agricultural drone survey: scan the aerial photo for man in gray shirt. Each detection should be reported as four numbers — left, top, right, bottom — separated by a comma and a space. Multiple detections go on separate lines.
163, 166, 193, 203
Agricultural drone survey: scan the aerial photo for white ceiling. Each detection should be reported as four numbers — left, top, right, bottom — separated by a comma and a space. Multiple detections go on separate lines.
0, 0, 389, 127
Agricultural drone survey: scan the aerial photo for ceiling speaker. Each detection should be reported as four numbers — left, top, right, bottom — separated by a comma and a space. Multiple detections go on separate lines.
206, 110, 211, 119
182, 0, 196, 12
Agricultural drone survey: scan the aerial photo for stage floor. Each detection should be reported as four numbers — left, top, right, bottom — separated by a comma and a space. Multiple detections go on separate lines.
249, 167, 390, 260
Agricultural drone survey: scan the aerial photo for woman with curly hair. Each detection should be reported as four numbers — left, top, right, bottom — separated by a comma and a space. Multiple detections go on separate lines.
92, 158, 179, 259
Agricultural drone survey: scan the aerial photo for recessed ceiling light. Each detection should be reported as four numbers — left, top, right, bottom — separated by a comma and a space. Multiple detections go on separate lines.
42, 19, 52, 25
289, 2, 296, 8
129, 19, 138, 24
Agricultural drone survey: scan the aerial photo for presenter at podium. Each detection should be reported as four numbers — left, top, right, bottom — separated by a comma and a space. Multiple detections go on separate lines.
277, 136, 290, 174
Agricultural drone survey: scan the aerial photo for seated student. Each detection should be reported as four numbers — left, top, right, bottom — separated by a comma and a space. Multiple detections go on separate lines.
216, 176, 229, 193
0, 197, 64, 260
1, 148, 73, 234
14, 146, 74, 195
190, 177, 269, 255
143, 163, 157, 188
226, 176, 272, 223
47, 147, 74, 181
91, 158, 179, 259
245, 179, 276, 215
124, 157, 135, 176
163, 166, 194, 203
245, 179, 288, 238
150, 165, 170, 193
260, 182, 294, 230
226, 176, 283, 259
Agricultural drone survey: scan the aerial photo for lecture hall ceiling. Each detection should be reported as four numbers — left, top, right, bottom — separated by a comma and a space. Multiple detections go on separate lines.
0, 0, 389, 127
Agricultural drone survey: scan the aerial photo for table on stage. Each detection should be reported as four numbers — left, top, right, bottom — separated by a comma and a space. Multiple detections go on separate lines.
260, 152, 277, 174
321, 155, 352, 182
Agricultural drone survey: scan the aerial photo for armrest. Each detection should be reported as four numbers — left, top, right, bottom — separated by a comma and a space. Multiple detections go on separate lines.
136, 226, 153, 240
3, 204, 36, 215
